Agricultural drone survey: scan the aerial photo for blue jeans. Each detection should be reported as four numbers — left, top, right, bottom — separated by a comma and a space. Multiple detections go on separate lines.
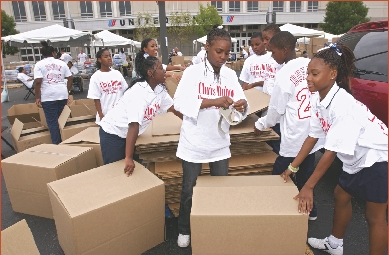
99, 127, 126, 165
266, 123, 281, 155
272, 153, 317, 214
178, 159, 229, 235
41, 99, 67, 144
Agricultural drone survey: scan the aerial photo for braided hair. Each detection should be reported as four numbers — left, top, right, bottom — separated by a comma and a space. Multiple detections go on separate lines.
313, 44, 355, 94
40, 40, 56, 57
206, 26, 231, 47
205, 25, 231, 81
129, 51, 160, 88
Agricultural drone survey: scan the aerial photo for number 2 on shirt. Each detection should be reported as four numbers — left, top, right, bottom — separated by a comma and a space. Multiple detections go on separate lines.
296, 87, 311, 119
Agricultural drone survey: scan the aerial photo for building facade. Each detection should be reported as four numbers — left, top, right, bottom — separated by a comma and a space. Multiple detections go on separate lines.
2, 1, 387, 63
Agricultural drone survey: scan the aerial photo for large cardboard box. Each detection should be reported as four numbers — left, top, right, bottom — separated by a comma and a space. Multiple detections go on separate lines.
171, 56, 184, 66
38, 97, 92, 126
10, 118, 52, 152
68, 99, 97, 117
47, 160, 165, 255
58, 105, 99, 141
191, 175, 308, 255
60, 127, 103, 166
7, 103, 40, 125
1, 220, 40, 255
2, 144, 97, 218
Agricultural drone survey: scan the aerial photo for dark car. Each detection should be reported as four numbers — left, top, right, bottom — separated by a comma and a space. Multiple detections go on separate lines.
337, 20, 388, 125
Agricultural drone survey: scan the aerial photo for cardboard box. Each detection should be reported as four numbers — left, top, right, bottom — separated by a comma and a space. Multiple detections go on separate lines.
58, 105, 99, 141
171, 56, 184, 66
191, 175, 308, 255
10, 118, 52, 152
7, 103, 40, 125
1, 220, 40, 255
2, 144, 97, 218
60, 127, 103, 166
68, 99, 97, 117
47, 160, 165, 255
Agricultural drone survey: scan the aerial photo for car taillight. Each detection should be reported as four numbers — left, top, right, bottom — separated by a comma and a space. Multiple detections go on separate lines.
349, 20, 388, 32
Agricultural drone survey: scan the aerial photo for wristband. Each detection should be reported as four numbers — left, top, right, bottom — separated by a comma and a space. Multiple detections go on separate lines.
288, 163, 299, 173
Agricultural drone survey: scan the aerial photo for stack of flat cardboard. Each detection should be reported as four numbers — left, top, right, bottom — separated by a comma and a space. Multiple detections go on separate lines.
135, 88, 280, 217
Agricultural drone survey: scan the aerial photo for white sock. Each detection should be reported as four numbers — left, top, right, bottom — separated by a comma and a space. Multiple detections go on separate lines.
328, 235, 343, 249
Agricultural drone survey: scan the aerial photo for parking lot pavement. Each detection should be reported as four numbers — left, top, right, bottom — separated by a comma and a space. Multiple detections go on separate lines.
1, 76, 374, 255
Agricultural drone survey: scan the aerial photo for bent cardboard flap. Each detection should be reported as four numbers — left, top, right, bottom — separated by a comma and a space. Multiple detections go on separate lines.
244, 88, 270, 115
60, 127, 100, 144
192, 176, 300, 215
47, 160, 164, 217
58, 105, 72, 130
10, 118, 24, 142
1, 220, 40, 255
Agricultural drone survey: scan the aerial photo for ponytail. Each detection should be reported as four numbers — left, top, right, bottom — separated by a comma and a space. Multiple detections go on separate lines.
313, 43, 355, 94
128, 51, 159, 89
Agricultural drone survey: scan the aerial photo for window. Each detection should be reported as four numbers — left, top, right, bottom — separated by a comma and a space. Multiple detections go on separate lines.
338, 30, 388, 83
272, 1, 284, 12
121, 29, 133, 35
290, 1, 301, 12
305, 23, 318, 29
12, 2, 27, 22
80, 1, 93, 18
32, 1, 46, 21
247, 25, 259, 30
247, 2, 258, 12
229, 1, 240, 12
211, 1, 223, 12
20, 47, 41, 62
119, 1, 131, 16
52, 2, 65, 20
307, 1, 318, 12
100, 2, 112, 18
229, 25, 241, 31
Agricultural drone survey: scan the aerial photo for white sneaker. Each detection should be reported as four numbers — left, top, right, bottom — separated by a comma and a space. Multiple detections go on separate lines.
308, 237, 343, 255
177, 234, 190, 248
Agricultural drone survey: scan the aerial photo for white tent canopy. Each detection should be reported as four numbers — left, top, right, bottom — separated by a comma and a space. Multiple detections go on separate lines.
132, 41, 141, 48
1, 24, 91, 47
93, 30, 132, 47
279, 23, 325, 37
195, 35, 237, 44
297, 32, 345, 44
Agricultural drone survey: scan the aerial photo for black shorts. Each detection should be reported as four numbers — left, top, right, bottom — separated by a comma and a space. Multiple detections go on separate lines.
338, 161, 388, 203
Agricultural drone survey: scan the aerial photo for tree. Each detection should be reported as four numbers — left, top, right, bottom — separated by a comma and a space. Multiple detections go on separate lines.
167, 11, 195, 48
1, 10, 19, 56
134, 12, 159, 42
194, 4, 223, 38
319, 2, 370, 34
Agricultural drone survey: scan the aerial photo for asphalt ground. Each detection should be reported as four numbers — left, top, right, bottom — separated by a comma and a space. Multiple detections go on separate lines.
1, 72, 384, 255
